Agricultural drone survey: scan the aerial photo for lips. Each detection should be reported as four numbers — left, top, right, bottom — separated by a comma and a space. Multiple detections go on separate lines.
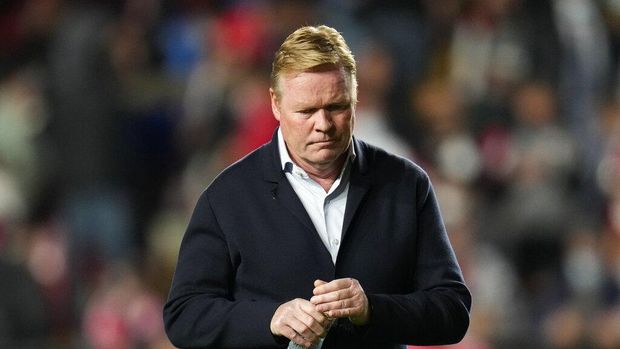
311, 140, 337, 149
312, 139, 336, 145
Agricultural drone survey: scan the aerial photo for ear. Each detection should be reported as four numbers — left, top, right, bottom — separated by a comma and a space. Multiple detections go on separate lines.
269, 88, 281, 122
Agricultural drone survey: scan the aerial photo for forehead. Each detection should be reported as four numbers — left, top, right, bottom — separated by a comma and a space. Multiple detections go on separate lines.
278, 67, 352, 105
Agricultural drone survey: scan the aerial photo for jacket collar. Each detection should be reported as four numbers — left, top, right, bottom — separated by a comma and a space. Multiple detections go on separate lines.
261, 127, 372, 260
261, 127, 369, 183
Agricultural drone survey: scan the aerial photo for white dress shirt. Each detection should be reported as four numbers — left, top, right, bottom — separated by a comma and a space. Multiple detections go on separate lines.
278, 129, 355, 264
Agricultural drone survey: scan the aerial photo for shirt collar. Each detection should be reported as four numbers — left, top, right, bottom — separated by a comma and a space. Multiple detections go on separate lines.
277, 128, 356, 176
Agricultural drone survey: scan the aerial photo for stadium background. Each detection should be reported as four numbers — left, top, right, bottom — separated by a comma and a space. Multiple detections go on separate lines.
1, 0, 619, 348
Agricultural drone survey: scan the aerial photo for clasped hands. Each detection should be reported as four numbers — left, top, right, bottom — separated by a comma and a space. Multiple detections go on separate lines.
270, 278, 369, 348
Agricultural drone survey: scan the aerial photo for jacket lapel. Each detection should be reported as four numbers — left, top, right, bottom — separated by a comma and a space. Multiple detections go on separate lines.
274, 176, 317, 235
341, 137, 372, 240
261, 129, 320, 237
261, 130, 373, 261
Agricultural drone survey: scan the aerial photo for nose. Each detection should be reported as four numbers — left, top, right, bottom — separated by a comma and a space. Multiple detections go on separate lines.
314, 109, 333, 132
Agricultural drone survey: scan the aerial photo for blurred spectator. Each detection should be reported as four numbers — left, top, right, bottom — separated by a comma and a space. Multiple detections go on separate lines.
224, 71, 279, 162
0, 257, 49, 348
82, 264, 172, 349
23, 220, 72, 343
411, 78, 481, 184
483, 81, 582, 346
552, 0, 609, 201
596, 99, 620, 349
110, 0, 182, 254
0, 8, 55, 345
485, 81, 577, 245
352, 1, 432, 143
450, 0, 562, 136
353, 40, 414, 160
0, 114, 49, 348
0, 67, 48, 208
597, 99, 620, 234
44, 2, 133, 271
450, 0, 528, 107
432, 180, 519, 348
179, 3, 273, 153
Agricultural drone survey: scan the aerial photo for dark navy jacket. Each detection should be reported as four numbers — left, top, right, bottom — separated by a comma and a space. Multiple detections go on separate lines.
163, 130, 471, 348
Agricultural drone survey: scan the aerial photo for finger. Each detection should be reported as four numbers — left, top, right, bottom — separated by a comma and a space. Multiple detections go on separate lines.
311, 288, 352, 306
312, 278, 350, 295
296, 307, 328, 337
271, 299, 330, 343
294, 301, 329, 337
314, 289, 368, 319
315, 298, 353, 314
318, 299, 367, 319
313, 278, 360, 303
314, 279, 327, 288
300, 301, 329, 328
291, 331, 314, 348
289, 317, 320, 342
280, 325, 313, 348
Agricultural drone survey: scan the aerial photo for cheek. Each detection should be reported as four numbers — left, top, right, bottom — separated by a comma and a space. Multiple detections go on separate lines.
286, 125, 309, 149
337, 116, 354, 134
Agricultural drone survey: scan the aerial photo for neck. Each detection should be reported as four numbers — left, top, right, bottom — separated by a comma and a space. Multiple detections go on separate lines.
296, 154, 347, 192
307, 165, 342, 192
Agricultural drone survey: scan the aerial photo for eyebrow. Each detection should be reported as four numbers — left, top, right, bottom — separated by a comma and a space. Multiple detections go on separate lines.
293, 96, 352, 109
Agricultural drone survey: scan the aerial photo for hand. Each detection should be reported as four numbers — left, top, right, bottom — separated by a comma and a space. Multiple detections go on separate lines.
310, 278, 370, 325
270, 298, 330, 348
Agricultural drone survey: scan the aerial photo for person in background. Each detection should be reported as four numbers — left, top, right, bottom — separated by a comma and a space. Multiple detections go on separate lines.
163, 25, 471, 349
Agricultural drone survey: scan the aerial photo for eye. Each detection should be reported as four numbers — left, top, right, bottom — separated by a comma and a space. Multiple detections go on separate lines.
297, 108, 316, 117
326, 103, 349, 112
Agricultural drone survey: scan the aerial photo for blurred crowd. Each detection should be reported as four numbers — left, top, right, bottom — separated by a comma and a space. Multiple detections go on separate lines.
1, 0, 620, 348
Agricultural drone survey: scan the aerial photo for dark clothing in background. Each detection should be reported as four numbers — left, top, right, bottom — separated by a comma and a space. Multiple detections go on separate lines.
0, 259, 49, 349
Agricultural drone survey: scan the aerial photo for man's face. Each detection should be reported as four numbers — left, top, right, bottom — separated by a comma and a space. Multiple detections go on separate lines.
270, 66, 355, 174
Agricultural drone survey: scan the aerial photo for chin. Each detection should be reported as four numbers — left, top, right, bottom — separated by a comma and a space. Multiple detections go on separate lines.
311, 154, 341, 166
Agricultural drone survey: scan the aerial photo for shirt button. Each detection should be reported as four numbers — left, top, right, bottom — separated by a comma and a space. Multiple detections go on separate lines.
332, 239, 340, 246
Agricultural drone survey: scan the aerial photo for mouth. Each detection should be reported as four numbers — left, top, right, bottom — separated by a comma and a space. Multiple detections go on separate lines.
312, 139, 336, 145
311, 140, 337, 148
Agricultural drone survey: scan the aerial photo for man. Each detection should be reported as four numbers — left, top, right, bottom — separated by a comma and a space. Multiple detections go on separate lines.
163, 25, 471, 349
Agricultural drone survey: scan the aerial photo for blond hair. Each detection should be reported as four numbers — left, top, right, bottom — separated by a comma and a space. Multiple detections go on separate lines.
271, 25, 357, 101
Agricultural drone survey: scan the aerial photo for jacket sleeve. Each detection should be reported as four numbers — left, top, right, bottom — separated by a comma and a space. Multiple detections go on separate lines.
364, 173, 471, 345
163, 191, 283, 349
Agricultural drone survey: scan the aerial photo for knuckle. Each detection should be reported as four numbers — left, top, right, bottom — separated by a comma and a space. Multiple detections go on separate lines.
299, 326, 310, 336
301, 314, 314, 326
